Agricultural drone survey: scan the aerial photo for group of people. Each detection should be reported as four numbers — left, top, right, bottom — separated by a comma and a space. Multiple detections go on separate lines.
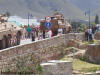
22, 26, 54, 42
22, 26, 36, 41
85, 26, 97, 41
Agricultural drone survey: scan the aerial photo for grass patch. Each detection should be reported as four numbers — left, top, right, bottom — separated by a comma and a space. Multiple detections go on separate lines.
82, 39, 100, 45
61, 56, 100, 73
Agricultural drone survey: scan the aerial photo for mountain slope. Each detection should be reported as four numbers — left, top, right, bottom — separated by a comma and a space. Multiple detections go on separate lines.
66, 0, 100, 11
0, 0, 85, 19
66, 0, 100, 17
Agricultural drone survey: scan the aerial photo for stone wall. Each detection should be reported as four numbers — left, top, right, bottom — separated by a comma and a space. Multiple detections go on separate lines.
41, 60, 72, 75
0, 33, 84, 73
65, 33, 85, 41
95, 32, 100, 40
0, 35, 67, 72
85, 44, 100, 64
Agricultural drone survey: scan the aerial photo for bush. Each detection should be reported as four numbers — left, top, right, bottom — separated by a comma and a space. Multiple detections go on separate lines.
89, 40, 94, 44
79, 56, 89, 62
5, 53, 43, 75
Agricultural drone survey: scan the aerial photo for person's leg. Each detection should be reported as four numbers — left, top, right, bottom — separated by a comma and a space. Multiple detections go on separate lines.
25, 33, 27, 39
32, 36, 33, 41
29, 32, 30, 39
34, 36, 35, 41
85, 33, 87, 41
90, 34, 92, 41
87, 33, 89, 41
32, 36, 35, 41
89, 34, 91, 41
92, 34, 94, 40
27, 32, 29, 39
86, 33, 89, 41
26, 33, 28, 39
28, 33, 30, 39
91, 34, 93, 40
22, 34, 25, 40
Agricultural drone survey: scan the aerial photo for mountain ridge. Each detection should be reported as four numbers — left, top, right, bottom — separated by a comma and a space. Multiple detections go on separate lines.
0, 0, 85, 19
1, 0, 100, 20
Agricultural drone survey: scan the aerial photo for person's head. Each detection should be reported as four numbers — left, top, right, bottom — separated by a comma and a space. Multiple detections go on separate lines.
87, 26, 89, 29
46, 28, 49, 31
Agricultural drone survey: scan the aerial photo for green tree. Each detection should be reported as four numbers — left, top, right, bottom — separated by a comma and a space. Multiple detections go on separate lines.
71, 21, 81, 32
95, 14, 99, 24
5, 10, 10, 17
78, 24, 86, 32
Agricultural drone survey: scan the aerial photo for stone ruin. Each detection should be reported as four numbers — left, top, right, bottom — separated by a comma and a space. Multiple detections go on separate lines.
85, 44, 100, 64
41, 60, 72, 75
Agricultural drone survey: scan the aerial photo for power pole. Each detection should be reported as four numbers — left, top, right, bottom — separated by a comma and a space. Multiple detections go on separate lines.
89, 8, 91, 28
28, 13, 29, 27
85, 8, 91, 28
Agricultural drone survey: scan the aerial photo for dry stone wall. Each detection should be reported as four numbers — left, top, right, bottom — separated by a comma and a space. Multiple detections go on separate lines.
0, 33, 84, 73
41, 60, 72, 75
0, 35, 66, 72
85, 44, 100, 64
95, 32, 100, 40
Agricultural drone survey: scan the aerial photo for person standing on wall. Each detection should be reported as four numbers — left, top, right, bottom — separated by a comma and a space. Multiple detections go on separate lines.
88, 27, 93, 41
35, 28, 38, 38
47, 29, 52, 38
85, 27, 89, 41
58, 27, 63, 35
43, 30, 45, 39
22, 27, 27, 40
31, 28, 35, 41
92, 25, 97, 39
27, 26, 32, 39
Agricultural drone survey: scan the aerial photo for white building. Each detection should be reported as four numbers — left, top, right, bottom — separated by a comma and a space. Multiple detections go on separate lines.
8, 16, 40, 26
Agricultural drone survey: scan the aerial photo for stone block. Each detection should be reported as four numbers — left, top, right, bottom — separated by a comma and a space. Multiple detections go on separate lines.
85, 44, 100, 64
41, 60, 72, 75
40, 63, 57, 75
68, 39, 74, 47
79, 43, 87, 49
96, 71, 100, 75
84, 72, 95, 75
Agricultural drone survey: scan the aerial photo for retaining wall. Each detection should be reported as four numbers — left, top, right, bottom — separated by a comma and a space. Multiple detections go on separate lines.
0, 33, 84, 73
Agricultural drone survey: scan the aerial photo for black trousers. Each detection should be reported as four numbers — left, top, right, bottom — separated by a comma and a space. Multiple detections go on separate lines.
89, 34, 93, 41
32, 36, 35, 41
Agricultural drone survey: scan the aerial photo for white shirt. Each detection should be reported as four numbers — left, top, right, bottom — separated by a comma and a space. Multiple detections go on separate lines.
88, 29, 92, 34
58, 28, 63, 34
23, 28, 26, 34
47, 30, 52, 38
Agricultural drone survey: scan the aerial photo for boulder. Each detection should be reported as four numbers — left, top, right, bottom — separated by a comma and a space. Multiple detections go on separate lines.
79, 43, 87, 49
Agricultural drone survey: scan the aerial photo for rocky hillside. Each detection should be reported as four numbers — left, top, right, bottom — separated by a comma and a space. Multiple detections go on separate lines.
0, 0, 85, 19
